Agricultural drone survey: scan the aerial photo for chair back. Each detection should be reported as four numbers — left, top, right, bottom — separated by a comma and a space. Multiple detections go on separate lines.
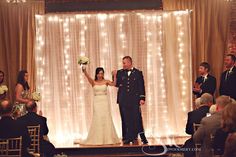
0, 136, 22, 157
27, 125, 40, 154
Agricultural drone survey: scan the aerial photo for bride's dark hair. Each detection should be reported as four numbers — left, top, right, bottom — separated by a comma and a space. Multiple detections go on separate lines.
95, 67, 104, 80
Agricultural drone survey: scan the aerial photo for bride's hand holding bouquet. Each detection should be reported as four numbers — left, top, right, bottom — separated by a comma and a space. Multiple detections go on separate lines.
78, 56, 94, 86
78, 56, 90, 73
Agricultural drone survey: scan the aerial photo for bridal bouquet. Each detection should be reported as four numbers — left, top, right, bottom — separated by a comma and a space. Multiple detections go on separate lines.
31, 92, 41, 101
78, 56, 90, 65
0, 85, 8, 95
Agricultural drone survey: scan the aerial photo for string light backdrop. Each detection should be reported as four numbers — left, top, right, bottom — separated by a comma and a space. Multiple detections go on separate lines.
35, 10, 192, 146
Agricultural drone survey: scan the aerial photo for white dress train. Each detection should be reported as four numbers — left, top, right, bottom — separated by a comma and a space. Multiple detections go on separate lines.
80, 84, 120, 145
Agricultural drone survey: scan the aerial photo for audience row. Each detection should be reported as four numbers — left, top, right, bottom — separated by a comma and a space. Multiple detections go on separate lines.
184, 93, 236, 157
0, 100, 55, 157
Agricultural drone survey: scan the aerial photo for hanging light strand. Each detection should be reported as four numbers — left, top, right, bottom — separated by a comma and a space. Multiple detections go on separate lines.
6, 0, 26, 3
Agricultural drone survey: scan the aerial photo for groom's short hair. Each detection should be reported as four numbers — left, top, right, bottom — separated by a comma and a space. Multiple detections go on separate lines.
123, 56, 132, 63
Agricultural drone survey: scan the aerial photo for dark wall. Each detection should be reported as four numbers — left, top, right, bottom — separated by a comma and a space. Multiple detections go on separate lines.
45, 0, 163, 13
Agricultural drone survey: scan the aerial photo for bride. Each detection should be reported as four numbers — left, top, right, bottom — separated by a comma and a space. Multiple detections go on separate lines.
80, 66, 120, 145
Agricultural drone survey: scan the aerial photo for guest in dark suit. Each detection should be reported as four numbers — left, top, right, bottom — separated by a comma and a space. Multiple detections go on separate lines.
0, 100, 32, 157
221, 102, 236, 157
193, 95, 231, 157
18, 101, 55, 157
219, 54, 236, 100
185, 93, 213, 135
115, 56, 148, 144
183, 93, 212, 157
193, 62, 216, 98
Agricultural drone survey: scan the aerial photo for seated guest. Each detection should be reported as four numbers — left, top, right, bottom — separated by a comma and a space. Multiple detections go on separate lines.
183, 93, 212, 157
213, 100, 235, 155
222, 102, 236, 157
193, 95, 231, 157
0, 100, 32, 157
193, 62, 216, 98
186, 93, 213, 135
18, 101, 55, 157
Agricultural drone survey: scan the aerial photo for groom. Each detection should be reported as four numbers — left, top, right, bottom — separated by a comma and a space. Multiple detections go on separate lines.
115, 56, 148, 144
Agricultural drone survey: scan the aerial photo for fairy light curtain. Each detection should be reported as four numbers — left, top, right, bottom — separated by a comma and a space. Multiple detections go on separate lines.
35, 10, 192, 146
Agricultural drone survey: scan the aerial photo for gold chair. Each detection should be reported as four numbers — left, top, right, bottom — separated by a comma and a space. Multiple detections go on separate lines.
0, 139, 8, 156
193, 123, 202, 157
0, 136, 22, 157
27, 125, 40, 157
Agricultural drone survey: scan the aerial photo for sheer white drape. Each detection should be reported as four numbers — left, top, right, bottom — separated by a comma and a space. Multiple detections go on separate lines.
35, 10, 192, 146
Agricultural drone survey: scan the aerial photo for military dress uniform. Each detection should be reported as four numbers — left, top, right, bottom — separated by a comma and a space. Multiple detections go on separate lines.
116, 68, 148, 144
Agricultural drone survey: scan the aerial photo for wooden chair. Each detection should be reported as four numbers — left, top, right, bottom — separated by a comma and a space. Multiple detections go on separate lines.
193, 123, 202, 157
0, 136, 22, 157
27, 125, 40, 157
0, 138, 8, 156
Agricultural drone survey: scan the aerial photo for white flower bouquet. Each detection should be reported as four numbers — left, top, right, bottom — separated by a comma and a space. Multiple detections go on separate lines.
31, 92, 41, 101
0, 85, 8, 95
78, 56, 90, 65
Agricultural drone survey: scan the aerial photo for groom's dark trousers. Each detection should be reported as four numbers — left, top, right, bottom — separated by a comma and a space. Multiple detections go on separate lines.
116, 68, 146, 142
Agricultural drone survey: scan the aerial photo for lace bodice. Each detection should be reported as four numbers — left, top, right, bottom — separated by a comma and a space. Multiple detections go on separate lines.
93, 84, 107, 96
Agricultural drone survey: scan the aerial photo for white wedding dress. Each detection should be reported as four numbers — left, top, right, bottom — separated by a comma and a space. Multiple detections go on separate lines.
80, 84, 120, 145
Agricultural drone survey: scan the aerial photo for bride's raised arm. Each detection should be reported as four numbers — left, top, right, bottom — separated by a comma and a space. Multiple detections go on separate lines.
82, 67, 95, 86
106, 70, 117, 86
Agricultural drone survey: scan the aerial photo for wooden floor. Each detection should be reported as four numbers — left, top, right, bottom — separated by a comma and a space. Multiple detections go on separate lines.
55, 136, 190, 157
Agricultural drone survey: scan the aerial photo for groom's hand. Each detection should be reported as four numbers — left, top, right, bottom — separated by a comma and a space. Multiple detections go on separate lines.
140, 100, 145, 105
